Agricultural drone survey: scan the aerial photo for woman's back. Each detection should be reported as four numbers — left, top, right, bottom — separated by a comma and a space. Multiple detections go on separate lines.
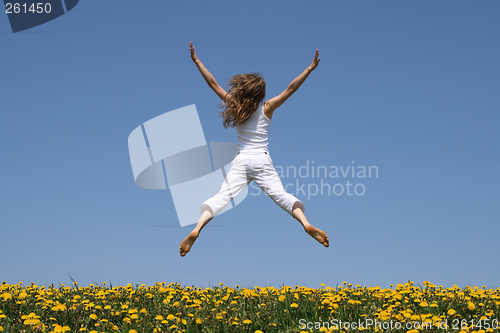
235, 104, 271, 153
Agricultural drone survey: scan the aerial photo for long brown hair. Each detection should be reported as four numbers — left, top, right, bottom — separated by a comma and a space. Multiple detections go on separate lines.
218, 73, 266, 128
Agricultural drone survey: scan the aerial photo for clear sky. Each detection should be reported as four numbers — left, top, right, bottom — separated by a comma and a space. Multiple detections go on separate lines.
1, 1, 499, 289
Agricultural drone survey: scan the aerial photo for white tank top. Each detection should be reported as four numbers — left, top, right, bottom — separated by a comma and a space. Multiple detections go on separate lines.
235, 103, 271, 153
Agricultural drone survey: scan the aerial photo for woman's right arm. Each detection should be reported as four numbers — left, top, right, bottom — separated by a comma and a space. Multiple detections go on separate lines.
190, 42, 230, 103
264, 49, 320, 119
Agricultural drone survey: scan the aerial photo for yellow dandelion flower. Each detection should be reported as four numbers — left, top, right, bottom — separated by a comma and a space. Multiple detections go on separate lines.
166, 314, 175, 320
290, 303, 299, 308
130, 314, 139, 320
52, 324, 71, 333
52, 303, 67, 311
196, 318, 202, 324
468, 302, 476, 310
89, 314, 97, 320
244, 319, 252, 324
23, 318, 41, 326
155, 315, 163, 320
129, 330, 137, 333
448, 309, 456, 315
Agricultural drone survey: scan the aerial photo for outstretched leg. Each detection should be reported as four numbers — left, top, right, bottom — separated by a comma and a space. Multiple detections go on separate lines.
252, 155, 329, 248
292, 202, 329, 247
179, 154, 250, 257
179, 207, 213, 257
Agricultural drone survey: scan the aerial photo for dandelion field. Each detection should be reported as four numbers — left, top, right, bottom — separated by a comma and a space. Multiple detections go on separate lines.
0, 281, 499, 333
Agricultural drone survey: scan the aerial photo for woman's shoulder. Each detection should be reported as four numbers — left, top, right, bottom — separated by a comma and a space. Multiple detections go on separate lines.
262, 102, 272, 121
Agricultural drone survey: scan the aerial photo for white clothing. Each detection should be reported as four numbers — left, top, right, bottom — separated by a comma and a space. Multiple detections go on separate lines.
200, 152, 305, 217
235, 104, 271, 153
201, 104, 304, 217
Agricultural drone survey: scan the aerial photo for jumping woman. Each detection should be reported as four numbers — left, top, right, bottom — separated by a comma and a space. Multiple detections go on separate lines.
180, 42, 329, 257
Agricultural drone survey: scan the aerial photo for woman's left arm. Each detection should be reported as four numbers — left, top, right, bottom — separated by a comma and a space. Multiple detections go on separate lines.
190, 42, 230, 102
264, 49, 320, 119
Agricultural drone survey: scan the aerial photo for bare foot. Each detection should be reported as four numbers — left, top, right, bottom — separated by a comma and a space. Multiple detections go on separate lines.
304, 225, 329, 247
179, 230, 199, 257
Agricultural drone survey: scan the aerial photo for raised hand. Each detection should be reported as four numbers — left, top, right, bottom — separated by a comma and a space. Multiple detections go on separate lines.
309, 49, 320, 71
189, 42, 228, 101
190, 42, 199, 63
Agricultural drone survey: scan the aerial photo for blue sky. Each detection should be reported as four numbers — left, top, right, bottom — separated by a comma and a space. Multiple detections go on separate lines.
1, 1, 499, 289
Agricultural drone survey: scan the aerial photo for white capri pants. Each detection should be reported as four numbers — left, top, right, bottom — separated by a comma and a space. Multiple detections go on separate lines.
201, 150, 305, 217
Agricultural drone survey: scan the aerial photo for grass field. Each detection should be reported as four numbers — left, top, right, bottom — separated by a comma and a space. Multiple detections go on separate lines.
0, 281, 498, 332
